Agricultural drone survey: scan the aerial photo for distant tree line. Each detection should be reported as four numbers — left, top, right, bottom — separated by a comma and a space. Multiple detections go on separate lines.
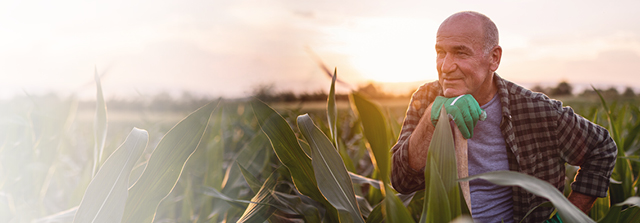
531, 81, 637, 98
254, 81, 639, 103
15, 81, 633, 112
251, 82, 411, 103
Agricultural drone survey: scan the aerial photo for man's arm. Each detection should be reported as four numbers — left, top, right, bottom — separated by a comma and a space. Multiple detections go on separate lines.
556, 105, 617, 209
407, 103, 435, 170
391, 83, 440, 194
390, 99, 431, 194
567, 191, 597, 214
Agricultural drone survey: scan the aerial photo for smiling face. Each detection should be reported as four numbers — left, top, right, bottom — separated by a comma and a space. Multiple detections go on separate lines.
435, 12, 501, 105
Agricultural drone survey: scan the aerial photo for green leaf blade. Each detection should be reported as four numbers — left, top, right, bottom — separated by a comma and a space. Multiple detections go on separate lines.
350, 92, 391, 184
421, 105, 464, 222
297, 114, 364, 222
383, 185, 416, 223
237, 170, 279, 223
121, 102, 218, 223
328, 67, 338, 148
250, 100, 339, 221
424, 158, 452, 223
460, 171, 595, 223
73, 128, 148, 223
93, 68, 108, 178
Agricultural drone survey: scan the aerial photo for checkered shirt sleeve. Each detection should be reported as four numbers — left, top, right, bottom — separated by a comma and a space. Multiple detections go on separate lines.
556, 102, 617, 197
390, 81, 442, 193
501, 79, 617, 222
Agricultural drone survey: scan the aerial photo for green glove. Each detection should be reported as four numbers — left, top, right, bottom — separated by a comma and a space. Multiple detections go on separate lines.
545, 213, 563, 223
430, 94, 486, 139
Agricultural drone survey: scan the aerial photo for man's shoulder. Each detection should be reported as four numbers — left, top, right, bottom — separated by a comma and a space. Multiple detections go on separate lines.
412, 80, 442, 101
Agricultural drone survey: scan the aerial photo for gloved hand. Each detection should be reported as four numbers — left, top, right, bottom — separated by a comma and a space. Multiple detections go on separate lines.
544, 213, 563, 223
430, 94, 486, 139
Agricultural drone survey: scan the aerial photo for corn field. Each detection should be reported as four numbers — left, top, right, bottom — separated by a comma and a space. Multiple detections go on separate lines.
1, 71, 640, 223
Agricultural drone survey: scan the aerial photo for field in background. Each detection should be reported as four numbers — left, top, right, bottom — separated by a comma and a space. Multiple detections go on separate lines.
1, 87, 639, 222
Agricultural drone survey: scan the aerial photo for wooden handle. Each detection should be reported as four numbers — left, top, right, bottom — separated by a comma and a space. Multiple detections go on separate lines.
451, 120, 471, 212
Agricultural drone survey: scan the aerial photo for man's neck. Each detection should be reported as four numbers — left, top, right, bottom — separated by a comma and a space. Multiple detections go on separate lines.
473, 73, 499, 106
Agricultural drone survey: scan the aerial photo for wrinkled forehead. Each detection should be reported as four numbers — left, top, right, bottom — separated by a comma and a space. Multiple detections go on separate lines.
436, 15, 484, 48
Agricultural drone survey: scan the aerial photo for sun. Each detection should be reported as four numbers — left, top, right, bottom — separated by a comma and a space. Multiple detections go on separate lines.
329, 17, 440, 83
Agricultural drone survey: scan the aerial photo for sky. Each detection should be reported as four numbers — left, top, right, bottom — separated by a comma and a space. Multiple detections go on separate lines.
1, 0, 639, 99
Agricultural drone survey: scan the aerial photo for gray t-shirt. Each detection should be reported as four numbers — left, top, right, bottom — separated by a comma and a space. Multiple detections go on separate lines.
467, 94, 514, 223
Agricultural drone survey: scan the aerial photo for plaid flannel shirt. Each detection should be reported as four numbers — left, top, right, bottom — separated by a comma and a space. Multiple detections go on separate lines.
390, 74, 617, 223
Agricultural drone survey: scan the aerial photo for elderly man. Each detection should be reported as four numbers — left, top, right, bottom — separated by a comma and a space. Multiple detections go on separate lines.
390, 11, 617, 223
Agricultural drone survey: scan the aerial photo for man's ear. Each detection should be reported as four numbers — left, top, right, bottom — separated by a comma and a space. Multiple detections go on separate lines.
489, 45, 502, 71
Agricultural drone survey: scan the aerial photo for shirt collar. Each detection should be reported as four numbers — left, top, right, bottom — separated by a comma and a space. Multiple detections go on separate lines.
493, 73, 512, 121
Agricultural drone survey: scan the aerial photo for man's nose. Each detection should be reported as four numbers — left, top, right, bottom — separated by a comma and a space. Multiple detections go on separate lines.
440, 54, 457, 73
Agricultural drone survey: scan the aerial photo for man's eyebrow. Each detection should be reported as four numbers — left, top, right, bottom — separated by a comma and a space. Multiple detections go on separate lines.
452, 45, 472, 52
435, 44, 473, 52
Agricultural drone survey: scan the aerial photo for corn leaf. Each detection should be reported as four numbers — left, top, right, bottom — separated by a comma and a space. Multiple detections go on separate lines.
297, 114, 364, 222
238, 162, 262, 194
366, 202, 384, 223
251, 100, 339, 222
460, 170, 595, 223
349, 172, 381, 190
599, 196, 640, 223
237, 169, 279, 223
121, 101, 218, 223
423, 157, 452, 223
341, 144, 357, 173
620, 206, 640, 223
221, 133, 271, 191
196, 104, 225, 222
598, 205, 622, 223
205, 103, 225, 191
272, 191, 323, 222
73, 128, 148, 223
618, 196, 640, 223
593, 86, 636, 201
619, 196, 640, 207
328, 67, 338, 148
33, 206, 79, 223
622, 122, 640, 154
420, 106, 464, 223
92, 68, 108, 178
350, 92, 391, 184
356, 195, 373, 218
201, 186, 251, 208
406, 190, 424, 220
590, 197, 610, 221
382, 184, 415, 223
350, 92, 415, 222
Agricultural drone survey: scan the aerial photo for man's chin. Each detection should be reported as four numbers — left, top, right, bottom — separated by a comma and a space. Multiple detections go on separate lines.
442, 89, 466, 97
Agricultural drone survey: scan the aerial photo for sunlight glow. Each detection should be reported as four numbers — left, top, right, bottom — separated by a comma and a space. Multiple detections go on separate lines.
326, 17, 440, 83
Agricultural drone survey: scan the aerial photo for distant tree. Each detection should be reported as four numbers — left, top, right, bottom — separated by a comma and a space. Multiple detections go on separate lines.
579, 88, 598, 98
357, 82, 392, 99
277, 91, 297, 102
357, 83, 381, 98
603, 87, 619, 98
622, 87, 636, 97
531, 85, 547, 94
252, 84, 276, 102
551, 81, 573, 96
300, 90, 328, 102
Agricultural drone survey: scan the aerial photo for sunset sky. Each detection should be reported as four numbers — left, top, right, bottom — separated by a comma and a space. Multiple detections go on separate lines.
1, 0, 639, 99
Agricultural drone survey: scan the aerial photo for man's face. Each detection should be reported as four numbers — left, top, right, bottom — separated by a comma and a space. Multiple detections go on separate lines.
435, 16, 495, 98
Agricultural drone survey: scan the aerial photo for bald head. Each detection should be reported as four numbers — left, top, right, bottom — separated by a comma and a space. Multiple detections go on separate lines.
439, 11, 499, 55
